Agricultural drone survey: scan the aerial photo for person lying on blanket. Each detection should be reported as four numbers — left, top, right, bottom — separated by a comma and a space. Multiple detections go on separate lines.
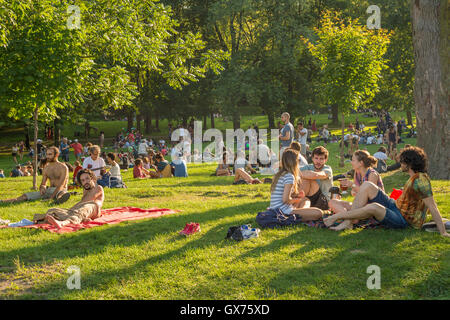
37, 169, 105, 229
323, 147, 450, 237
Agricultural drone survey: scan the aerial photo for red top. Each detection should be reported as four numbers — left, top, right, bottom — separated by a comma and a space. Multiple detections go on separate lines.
133, 166, 146, 178
73, 166, 82, 183
70, 143, 83, 154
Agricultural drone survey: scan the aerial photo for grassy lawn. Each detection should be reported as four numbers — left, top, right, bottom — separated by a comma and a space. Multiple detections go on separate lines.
0, 136, 449, 300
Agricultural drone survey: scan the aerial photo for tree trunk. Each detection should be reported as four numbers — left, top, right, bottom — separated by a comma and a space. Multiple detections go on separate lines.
210, 112, 215, 128
331, 104, 339, 125
339, 112, 345, 167
127, 109, 134, 132
406, 110, 413, 127
203, 115, 207, 130
54, 118, 60, 146
268, 112, 275, 129
144, 108, 151, 134
155, 111, 160, 131
411, 0, 449, 179
33, 107, 38, 190
136, 113, 142, 132
232, 108, 240, 130
84, 121, 90, 139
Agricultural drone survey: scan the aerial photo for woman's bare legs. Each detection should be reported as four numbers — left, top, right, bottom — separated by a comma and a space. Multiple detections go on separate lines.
324, 182, 384, 227
234, 168, 261, 184
328, 199, 352, 214
292, 207, 323, 221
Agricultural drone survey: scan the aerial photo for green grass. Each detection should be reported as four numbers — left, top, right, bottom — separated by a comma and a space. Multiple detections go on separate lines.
0, 136, 449, 300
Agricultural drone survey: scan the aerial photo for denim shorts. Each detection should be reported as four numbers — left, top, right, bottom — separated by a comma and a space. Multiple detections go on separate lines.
368, 190, 409, 229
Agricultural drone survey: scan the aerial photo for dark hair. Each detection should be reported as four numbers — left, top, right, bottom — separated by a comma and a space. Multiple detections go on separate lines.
311, 146, 329, 160
107, 153, 115, 161
297, 122, 304, 126
76, 169, 97, 185
354, 150, 377, 168
289, 141, 302, 153
399, 146, 428, 173
155, 153, 164, 161
135, 158, 142, 166
377, 146, 387, 154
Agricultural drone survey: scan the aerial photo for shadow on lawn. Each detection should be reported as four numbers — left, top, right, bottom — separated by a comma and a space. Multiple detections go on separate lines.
2, 201, 269, 298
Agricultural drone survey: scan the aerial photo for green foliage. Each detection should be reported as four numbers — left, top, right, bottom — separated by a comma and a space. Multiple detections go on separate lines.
303, 10, 391, 113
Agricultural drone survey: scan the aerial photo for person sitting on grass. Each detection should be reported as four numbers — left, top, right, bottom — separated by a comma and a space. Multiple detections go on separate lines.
37, 169, 104, 229
82, 145, 106, 179
10, 165, 23, 177
328, 150, 385, 227
216, 151, 232, 176
155, 153, 172, 178
323, 146, 450, 237
299, 146, 333, 210
234, 150, 257, 174
1, 147, 70, 204
20, 166, 30, 176
170, 152, 188, 178
133, 158, 151, 179
73, 161, 83, 185
257, 149, 323, 227
98, 153, 123, 186
0, 170, 5, 178
288, 141, 308, 168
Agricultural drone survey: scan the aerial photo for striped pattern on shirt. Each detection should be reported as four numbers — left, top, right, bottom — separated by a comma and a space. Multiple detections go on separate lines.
269, 172, 295, 215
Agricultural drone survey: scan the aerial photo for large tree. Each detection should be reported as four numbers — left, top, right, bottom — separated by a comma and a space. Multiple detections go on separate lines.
411, 0, 449, 179
304, 11, 391, 167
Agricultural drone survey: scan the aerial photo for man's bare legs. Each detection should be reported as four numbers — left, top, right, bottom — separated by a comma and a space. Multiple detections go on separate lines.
324, 181, 385, 227
1, 194, 28, 204
300, 179, 320, 197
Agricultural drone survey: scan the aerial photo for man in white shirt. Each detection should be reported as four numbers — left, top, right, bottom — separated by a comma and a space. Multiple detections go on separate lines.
296, 122, 308, 157
257, 139, 271, 167
82, 145, 106, 179
373, 147, 388, 161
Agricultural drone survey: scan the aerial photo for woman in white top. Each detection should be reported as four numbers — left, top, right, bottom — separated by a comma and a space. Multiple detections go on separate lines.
106, 153, 121, 178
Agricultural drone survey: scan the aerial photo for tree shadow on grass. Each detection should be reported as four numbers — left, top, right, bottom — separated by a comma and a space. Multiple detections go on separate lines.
258, 228, 450, 299
9, 213, 266, 299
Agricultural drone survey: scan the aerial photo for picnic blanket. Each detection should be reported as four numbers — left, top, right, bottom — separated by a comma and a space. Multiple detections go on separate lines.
0, 207, 180, 234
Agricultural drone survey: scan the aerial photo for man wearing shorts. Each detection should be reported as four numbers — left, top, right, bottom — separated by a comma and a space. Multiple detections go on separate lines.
38, 169, 105, 229
1, 146, 70, 204
323, 147, 450, 237
299, 146, 333, 210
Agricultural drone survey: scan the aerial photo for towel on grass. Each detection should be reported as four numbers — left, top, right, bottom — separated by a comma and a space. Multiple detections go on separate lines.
0, 207, 180, 234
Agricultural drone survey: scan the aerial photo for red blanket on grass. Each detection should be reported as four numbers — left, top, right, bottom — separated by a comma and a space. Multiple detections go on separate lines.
1, 207, 180, 234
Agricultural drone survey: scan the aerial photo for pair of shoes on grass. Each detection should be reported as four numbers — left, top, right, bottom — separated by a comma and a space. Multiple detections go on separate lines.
179, 222, 200, 236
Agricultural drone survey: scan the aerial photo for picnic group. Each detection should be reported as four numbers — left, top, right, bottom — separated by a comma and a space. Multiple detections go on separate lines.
1, 111, 448, 238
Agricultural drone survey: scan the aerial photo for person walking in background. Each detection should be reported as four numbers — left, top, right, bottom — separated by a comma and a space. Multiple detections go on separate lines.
279, 112, 294, 156
70, 139, 83, 161
60, 138, 70, 162
11, 144, 19, 165
99, 131, 105, 148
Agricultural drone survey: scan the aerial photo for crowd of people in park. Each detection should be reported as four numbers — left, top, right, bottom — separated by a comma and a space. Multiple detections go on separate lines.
0, 111, 448, 238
